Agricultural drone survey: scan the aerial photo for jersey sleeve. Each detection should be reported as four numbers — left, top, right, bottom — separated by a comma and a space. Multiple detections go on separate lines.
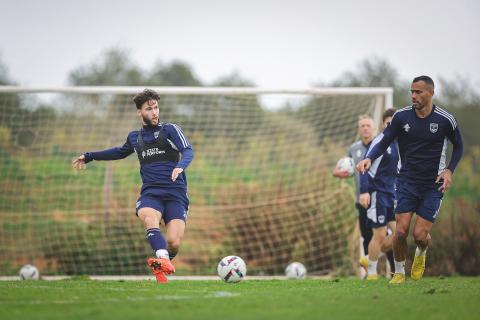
366, 113, 401, 161
164, 124, 195, 169
359, 172, 369, 194
445, 120, 464, 173
84, 134, 134, 163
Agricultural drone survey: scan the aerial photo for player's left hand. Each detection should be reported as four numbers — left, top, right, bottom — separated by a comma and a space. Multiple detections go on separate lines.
171, 167, 184, 182
359, 193, 370, 209
436, 169, 452, 193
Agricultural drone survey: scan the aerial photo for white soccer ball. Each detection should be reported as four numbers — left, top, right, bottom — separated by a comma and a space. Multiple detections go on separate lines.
217, 256, 247, 283
337, 157, 355, 176
285, 262, 307, 279
19, 264, 40, 280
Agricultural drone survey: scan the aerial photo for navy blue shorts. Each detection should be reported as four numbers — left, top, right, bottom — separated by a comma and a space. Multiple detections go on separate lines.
366, 191, 395, 228
135, 188, 189, 224
395, 180, 443, 222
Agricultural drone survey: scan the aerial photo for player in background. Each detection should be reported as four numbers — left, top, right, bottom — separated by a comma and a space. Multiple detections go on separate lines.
357, 76, 463, 284
359, 108, 398, 280
333, 115, 376, 272
72, 89, 194, 283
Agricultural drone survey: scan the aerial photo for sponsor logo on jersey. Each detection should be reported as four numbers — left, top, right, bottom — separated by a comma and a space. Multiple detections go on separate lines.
430, 123, 438, 133
142, 148, 166, 158
403, 124, 410, 132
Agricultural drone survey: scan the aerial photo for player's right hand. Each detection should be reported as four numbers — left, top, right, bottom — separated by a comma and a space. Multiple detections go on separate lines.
72, 154, 86, 170
356, 159, 371, 174
332, 167, 350, 178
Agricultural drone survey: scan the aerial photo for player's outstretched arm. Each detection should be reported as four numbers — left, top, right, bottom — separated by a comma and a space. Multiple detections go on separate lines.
72, 154, 86, 170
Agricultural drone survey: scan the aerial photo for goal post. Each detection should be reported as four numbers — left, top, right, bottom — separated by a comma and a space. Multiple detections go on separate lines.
0, 86, 392, 276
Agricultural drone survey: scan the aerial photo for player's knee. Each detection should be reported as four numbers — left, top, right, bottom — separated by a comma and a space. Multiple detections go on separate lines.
140, 213, 160, 228
167, 236, 182, 250
394, 228, 408, 240
413, 229, 428, 243
374, 233, 386, 243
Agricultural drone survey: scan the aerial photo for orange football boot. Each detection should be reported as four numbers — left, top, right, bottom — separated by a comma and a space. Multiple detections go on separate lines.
147, 258, 175, 283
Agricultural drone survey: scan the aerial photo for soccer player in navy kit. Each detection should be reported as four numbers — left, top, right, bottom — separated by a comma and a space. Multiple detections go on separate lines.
72, 89, 194, 283
357, 76, 463, 284
359, 108, 399, 280
333, 115, 375, 271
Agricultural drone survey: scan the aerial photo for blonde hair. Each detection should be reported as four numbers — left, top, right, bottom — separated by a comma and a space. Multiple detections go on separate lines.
357, 114, 377, 135
358, 114, 373, 121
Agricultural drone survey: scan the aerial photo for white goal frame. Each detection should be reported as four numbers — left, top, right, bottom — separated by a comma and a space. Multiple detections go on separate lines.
0, 85, 394, 277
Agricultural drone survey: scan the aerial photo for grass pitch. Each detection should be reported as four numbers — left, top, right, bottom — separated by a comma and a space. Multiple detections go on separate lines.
1, 277, 479, 320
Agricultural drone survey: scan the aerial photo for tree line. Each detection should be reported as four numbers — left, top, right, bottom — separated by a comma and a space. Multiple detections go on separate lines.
0, 48, 478, 153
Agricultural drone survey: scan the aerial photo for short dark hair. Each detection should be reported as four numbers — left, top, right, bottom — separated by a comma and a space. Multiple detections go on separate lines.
412, 75, 434, 89
133, 89, 160, 109
382, 108, 396, 122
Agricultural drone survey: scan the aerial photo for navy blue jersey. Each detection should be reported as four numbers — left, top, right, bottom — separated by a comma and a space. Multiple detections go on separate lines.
84, 123, 194, 192
366, 105, 463, 187
360, 137, 399, 197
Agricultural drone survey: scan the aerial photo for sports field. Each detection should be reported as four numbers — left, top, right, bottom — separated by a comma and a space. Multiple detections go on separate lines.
1, 277, 479, 320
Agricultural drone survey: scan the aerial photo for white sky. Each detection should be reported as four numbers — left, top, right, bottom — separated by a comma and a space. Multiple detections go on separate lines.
0, 0, 479, 90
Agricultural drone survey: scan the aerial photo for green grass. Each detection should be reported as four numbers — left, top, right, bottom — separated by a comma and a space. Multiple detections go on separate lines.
1, 278, 479, 320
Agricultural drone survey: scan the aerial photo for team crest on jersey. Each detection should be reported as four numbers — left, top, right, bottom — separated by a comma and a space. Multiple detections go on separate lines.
403, 124, 410, 132
356, 150, 362, 158
154, 131, 160, 139
430, 123, 438, 133
378, 215, 385, 224
141, 151, 146, 158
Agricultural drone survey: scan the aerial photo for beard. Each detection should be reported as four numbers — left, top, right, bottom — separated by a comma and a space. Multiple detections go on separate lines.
412, 102, 425, 110
142, 115, 158, 126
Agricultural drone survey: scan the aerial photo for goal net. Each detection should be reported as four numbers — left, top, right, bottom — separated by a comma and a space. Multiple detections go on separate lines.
0, 86, 391, 276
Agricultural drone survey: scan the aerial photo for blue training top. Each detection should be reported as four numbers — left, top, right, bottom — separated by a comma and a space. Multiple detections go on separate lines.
360, 137, 399, 197
84, 123, 194, 192
366, 105, 463, 187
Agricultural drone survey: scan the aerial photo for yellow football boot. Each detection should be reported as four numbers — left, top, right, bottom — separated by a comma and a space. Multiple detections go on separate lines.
366, 274, 379, 281
389, 273, 406, 284
411, 254, 426, 281
359, 256, 369, 272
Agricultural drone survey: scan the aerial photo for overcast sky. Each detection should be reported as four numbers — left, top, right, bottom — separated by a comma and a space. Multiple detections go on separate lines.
1, 0, 479, 90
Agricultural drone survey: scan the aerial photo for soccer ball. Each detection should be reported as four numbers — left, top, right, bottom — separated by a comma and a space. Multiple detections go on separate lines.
285, 262, 307, 279
19, 264, 40, 280
217, 256, 247, 283
337, 157, 355, 176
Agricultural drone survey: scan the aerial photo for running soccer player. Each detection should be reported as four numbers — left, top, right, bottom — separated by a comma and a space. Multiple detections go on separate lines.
334, 115, 396, 273
333, 115, 375, 271
72, 89, 194, 283
357, 76, 463, 284
359, 108, 398, 280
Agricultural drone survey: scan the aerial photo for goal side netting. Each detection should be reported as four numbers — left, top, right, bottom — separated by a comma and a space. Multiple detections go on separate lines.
0, 86, 391, 276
